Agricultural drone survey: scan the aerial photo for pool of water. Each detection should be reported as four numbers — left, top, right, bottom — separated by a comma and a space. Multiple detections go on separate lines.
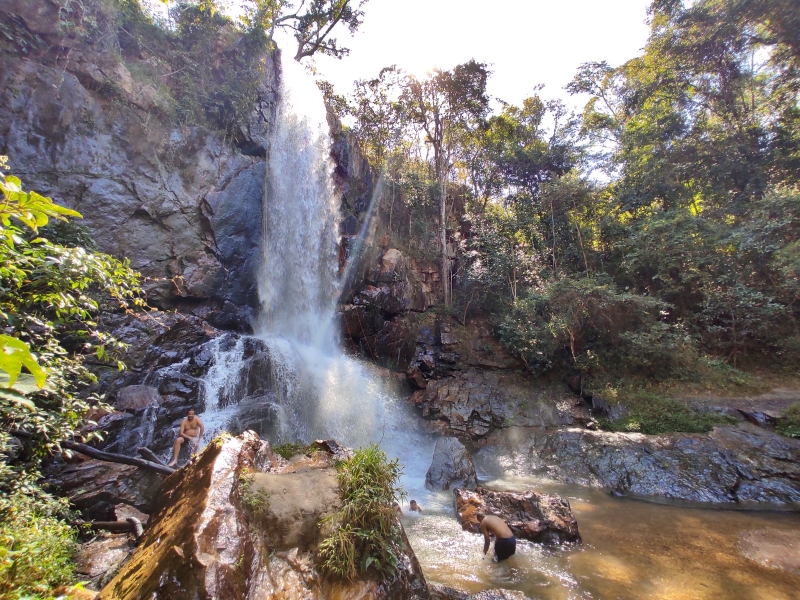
402, 477, 800, 599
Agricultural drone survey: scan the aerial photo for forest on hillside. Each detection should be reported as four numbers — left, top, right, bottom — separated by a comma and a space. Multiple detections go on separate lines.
324, 0, 800, 414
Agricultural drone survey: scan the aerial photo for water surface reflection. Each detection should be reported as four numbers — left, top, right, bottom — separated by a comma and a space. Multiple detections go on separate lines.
403, 478, 800, 599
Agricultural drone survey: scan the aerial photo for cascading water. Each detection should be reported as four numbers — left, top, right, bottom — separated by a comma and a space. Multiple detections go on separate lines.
198, 53, 436, 501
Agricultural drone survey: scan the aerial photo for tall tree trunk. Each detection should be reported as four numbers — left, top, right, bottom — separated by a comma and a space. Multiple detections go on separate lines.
440, 174, 450, 306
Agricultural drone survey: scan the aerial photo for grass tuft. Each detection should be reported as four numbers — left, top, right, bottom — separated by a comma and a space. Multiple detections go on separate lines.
317, 444, 405, 581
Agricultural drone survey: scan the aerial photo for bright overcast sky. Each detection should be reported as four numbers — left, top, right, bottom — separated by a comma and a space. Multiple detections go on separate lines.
145, 0, 653, 112
289, 0, 653, 111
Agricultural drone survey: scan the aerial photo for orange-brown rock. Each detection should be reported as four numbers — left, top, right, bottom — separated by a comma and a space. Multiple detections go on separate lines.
100, 431, 431, 600
454, 487, 580, 545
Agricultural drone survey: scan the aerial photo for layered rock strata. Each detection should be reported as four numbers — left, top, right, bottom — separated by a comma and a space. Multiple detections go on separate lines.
411, 371, 574, 439
476, 424, 800, 504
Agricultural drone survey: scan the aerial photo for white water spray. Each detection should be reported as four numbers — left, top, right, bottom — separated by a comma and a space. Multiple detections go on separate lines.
198, 53, 436, 502
257, 57, 341, 349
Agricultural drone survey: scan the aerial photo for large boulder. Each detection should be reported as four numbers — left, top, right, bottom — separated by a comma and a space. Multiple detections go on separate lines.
411, 371, 574, 439
99, 432, 431, 600
454, 487, 581, 545
475, 423, 800, 504
74, 533, 137, 590
47, 457, 164, 521
425, 437, 478, 491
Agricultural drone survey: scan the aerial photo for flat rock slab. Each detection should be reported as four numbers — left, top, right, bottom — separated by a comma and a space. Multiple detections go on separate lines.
454, 487, 580, 544
476, 423, 800, 504
431, 587, 532, 600
469, 591, 531, 600
250, 468, 340, 549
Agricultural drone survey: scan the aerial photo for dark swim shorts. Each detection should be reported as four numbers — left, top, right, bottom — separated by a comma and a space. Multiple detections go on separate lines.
494, 535, 516, 561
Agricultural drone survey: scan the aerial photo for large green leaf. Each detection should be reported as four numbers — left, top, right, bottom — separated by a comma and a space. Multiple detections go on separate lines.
0, 385, 35, 410
0, 335, 46, 388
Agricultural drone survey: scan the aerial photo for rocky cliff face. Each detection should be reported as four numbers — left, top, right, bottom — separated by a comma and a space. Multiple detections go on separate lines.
0, 0, 278, 330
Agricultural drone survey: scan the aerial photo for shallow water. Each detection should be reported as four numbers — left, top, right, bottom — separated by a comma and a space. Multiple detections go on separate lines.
402, 477, 800, 599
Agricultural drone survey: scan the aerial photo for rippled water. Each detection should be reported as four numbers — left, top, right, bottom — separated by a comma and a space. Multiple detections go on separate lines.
403, 477, 800, 599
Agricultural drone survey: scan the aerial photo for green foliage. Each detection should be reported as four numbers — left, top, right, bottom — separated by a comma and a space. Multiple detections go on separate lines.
341, 0, 800, 385
272, 441, 315, 460
498, 277, 696, 379
318, 445, 404, 581
597, 389, 737, 435
0, 158, 146, 595
462, 208, 542, 312
239, 467, 271, 517
0, 491, 76, 600
775, 403, 800, 439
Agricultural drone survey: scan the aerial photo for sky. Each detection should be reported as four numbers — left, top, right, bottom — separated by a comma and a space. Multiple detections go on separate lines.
144, 0, 654, 113
277, 0, 653, 113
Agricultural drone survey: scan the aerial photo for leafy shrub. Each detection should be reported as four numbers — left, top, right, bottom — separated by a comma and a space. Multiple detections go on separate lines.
0, 492, 76, 600
238, 467, 271, 522
317, 445, 404, 581
498, 277, 696, 379
0, 160, 145, 459
0, 160, 147, 595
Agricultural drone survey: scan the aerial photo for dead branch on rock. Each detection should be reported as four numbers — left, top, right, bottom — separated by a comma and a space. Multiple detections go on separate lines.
137, 446, 168, 467
61, 440, 176, 476
88, 517, 145, 541
9, 430, 176, 476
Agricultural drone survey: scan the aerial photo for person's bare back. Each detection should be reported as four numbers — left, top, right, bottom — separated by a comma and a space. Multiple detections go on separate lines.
477, 513, 516, 561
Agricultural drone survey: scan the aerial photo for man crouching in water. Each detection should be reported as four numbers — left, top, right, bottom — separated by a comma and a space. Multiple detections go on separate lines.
168, 409, 204, 467
477, 512, 516, 561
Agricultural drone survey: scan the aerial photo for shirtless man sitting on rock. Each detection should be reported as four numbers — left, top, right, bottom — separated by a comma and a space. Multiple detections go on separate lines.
477, 512, 516, 561
168, 409, 204, 467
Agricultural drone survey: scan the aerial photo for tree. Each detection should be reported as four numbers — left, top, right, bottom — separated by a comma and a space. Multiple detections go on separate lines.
399, 60, 491, 306
570, 0, 800, 215
239, 0, 368, 61
0, 155, 145, 482
346, 66, 405, 167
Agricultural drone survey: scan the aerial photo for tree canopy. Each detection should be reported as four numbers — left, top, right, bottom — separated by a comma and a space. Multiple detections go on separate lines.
331, 0, 800, 395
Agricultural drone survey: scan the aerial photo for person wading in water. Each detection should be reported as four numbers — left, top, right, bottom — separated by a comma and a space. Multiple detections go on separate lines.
168, 409, 204, 467
477, 512, 516, 561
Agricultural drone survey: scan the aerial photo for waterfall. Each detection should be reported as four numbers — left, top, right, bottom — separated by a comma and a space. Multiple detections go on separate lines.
256, 56, 340, 349
196, 52, 436, 503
